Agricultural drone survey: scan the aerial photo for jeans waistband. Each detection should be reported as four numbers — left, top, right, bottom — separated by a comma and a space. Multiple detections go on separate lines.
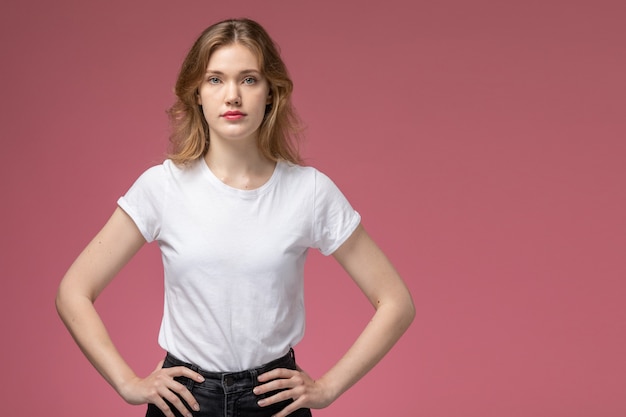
164, 349, 295, 384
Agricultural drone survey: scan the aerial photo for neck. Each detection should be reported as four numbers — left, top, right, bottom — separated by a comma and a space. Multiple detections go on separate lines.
204, 141, 276, 190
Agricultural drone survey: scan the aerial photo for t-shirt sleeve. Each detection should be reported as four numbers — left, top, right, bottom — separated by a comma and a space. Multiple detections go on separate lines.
312, 170, 361, 256
117, 165, 166, 243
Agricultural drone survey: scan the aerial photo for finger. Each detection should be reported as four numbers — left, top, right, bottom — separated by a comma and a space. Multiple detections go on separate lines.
257, 388, 295, 408
152, 396, 176, 417
256, 371, 306, 396
167, 379, 201, 413
257, 367, 297, 382
166, 365, 205, 383
161, 388, 195, 417
271, 398, 303, 417
254, 377, 293, 396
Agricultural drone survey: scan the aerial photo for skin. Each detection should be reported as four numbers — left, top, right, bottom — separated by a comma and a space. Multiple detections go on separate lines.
198, 43, 276, 188
56, 43, 415, 417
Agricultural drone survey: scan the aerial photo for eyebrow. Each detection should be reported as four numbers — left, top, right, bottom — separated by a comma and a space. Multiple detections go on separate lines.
205, 69, 262, 76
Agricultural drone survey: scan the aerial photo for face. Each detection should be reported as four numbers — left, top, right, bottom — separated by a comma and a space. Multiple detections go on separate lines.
197, 43, 271, 145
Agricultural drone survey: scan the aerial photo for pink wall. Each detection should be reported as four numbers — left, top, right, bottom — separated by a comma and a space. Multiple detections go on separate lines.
1, 1, 625, 416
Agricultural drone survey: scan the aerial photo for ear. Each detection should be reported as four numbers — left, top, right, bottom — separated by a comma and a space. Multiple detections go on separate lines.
266, 89, 273, 105
196, 89, 202, 105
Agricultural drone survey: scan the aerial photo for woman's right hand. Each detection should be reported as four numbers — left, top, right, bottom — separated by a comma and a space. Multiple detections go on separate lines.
118, 361, 205, 417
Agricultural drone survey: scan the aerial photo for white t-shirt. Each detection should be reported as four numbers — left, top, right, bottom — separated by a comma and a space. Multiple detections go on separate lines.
118, 158, 360, 372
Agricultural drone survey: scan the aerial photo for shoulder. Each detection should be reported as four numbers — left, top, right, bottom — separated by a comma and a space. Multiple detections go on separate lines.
135, 158, 199, 182
279, 161, 332, 185
123, 160, 184, 196
278, 162, 327, 194
279, 162, 348, 202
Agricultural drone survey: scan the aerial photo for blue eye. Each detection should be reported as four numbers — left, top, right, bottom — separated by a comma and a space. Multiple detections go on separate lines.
243, 77, 256, 85
207, 77, 220, 84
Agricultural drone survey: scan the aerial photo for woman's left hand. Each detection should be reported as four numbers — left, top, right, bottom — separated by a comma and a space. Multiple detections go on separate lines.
254, 367, 334, 416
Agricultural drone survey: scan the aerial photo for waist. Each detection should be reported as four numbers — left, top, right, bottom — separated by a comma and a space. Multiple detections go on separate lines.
164, 348, 296, 383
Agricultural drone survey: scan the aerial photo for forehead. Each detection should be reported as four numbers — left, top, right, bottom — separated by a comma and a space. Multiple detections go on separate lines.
207, 43, 261, 72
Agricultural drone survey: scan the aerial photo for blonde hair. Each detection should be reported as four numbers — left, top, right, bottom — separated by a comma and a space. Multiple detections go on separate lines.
167, 18, 302, 165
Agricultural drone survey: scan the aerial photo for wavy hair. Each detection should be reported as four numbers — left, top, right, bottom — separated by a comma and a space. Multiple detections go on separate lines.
167, 18, 302, 165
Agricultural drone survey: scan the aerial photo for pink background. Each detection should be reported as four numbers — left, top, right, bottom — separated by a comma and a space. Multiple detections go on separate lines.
1, 1, 625, 416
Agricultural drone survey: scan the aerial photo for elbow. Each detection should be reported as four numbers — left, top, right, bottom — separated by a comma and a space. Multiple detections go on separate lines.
381, 290, 415, 333
402, 294, 416, 330
55, 277, 97, 325
55, 279, 78, 322
405, 291, 415, 318
393, 286, 416, 331
55, 283, 68, 319
408, 300, 416, 327
379, 287, 416, 332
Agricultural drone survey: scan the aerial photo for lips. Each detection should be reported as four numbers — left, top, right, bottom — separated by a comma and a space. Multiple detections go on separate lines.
222, 110, 245, 120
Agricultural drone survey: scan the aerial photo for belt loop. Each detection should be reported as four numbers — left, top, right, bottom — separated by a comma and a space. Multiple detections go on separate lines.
250, 368, 259, 386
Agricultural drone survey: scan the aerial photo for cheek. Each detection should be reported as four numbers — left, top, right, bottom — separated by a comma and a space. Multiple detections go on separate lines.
253, 91, 271, 112
197, 92, 218, 114
196, 96, 213, 123
197, 86, 218, 106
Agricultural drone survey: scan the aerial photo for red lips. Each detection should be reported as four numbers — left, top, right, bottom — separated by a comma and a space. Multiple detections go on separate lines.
221, 110, 245, 121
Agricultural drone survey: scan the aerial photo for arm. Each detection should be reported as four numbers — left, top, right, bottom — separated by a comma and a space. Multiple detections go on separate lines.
255, 223, 415, 415
56, 207, 205, 417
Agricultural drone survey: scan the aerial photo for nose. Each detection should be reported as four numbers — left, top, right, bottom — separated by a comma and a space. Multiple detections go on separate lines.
225, 82, 241, 106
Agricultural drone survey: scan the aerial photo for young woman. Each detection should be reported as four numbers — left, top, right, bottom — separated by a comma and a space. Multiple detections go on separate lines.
56, 18, 415, 417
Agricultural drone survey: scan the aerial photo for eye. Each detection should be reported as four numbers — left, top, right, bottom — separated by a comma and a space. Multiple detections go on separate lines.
243, 77, 257, 85
207, 76, 220, 84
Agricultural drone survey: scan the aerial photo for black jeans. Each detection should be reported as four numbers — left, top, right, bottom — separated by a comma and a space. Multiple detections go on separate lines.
145, 349, 312, 417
